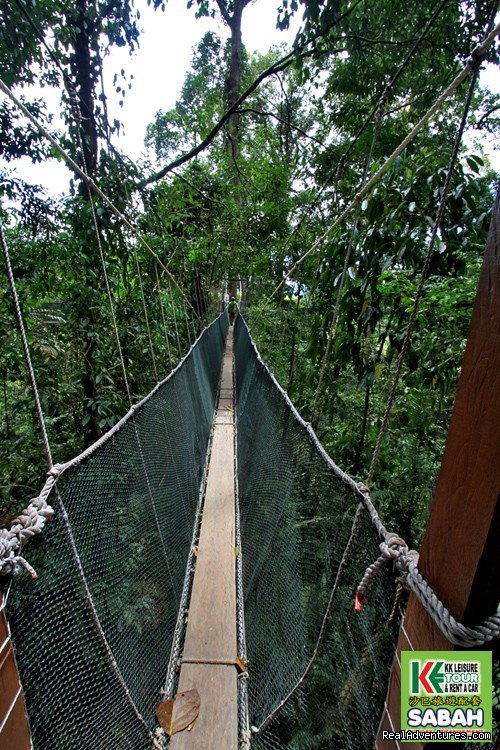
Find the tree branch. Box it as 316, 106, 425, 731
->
138, 0, 367, 188
476, 103, 500, 127
91, 0, 122, 32
237, 107, 340, 155
214, 0, 232, 27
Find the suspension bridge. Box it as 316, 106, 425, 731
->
0, 12, 499, 750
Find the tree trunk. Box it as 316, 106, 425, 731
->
70, 0, 98, 185
68, 0, 100, 447
226, 0, 244, 162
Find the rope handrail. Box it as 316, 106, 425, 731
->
354, 523, 500, 648
236, 315, 499, 737
0, 311, 228, 578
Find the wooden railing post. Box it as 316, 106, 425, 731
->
376, 188, 500, 750
0, 595, 31, 749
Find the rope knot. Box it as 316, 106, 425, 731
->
0, 554, 38, 579
355, 531, 419, 612
0, 488, 54, 578
380, 533, 407, 557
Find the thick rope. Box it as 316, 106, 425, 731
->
238, 316, 499, 738
0, 313, 225, 580
268, 20, 500, 302
355, 50, 500, 645
0, 221, 56, 576
0, 472, 56, 578
354, 521, 500, 647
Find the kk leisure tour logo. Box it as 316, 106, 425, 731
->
394, 651, 493, 743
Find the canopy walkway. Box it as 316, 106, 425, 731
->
0, 17, 499, 748
2, 310, 395, 749
1, 258, 499, 747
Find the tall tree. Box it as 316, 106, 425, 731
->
188, 0, 253, 159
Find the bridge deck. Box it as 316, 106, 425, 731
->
169, 328, 238, 749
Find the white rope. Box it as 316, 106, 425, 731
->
0, 221, 53, 468
269, 21, 500, 301
0, 220, 56, 577
355, 527, 500, 647
0, 470, 56, 577
155, 262, 174, 371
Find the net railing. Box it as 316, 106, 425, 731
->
6, 311, 228, 750
234, 314, 400, 750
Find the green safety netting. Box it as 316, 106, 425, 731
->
6, 312, 228, 750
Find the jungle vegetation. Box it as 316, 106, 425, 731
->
0, 0, 498, 558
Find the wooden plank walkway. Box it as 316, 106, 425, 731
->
170, 329, 238, 749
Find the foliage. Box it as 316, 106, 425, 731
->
0, 0, 499, 743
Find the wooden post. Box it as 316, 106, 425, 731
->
0, 597, 31, 750
376, 189, 500, 750
169, 329, 238, 749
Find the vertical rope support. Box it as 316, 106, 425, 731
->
184, 296, 194, 347
68, 81, 178, 620
267, 20, 500, 303
0, 221, 53, 469
167, 274, 183, 359
134, 251, 159, 383
155, 262, 174, 371
312, 101, 385, 424
89, 191, 133, 404
55, 488, 158, 742
366, 66, 481, 486
67, 86, 133, 406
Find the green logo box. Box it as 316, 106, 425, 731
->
400, 651, 493, 743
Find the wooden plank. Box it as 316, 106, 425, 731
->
376, 190, 500, 749
170, 330, 238, 750
0, 599, 31, 750
214, 412, 234, 425
170, 665, 237, 750
0, 644, 21, 728
181, 424, 236, 662
220, 373, 233, 391
0, 694, 31, 750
